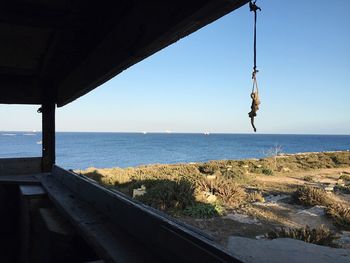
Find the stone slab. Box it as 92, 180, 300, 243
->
227, 236, 350, 263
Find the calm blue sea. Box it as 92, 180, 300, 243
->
0, 132, 349, 170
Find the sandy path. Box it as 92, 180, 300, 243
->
255, 167, 350, 186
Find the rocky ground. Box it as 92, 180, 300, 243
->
181, 167, 350, 250
80, 151, 350, 255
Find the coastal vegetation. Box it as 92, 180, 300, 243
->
294, 185, 350, 230
266, 225, 340, 248
80, 151, 350, 248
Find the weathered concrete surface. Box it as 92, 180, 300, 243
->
227, 236, 350, 263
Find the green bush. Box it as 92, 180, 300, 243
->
262, 168, 274, 176
183, 203, 225, 218
136, 179, 195, 211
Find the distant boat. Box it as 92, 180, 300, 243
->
142, 131, 147, 134
36, 141, 42, 145
203, 132, 210, 135
165, 130, 172, 134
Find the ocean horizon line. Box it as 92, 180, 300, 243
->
1, 131, 350, 136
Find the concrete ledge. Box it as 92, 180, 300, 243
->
45, 166, 241, 263
227, 236, 350, 263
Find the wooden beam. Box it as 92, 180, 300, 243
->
42, 102, 55, 172
0, 157, 42, 175
0, 75, 41, 104
56, 0, 249, 106
0, 2, 69, 29
0, 174, 42, 185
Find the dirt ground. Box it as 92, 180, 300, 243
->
179, 167, 350, 249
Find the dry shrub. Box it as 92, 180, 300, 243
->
81, 167, 135, 186
247, 191, 265, 203
82, 152, 350, 187
212, 178, 246, 207
330, 153, 350, 165
198, 160, 247, 179
294, 186, 350, 230
266, 225, 339, 247
303, 175, 314, 182
339, 174, 350, 182
82, 169, 103, 183
222, 170, 250, 183
326, 204, 350, 230
278, 152, 350, 171
195, 177, 246, 207
194, 176, 210, 193
293, 186, 331, 207
77, 151, 350, 186
81, 164, 201, 186
335, 185, 350, 194
198, 163, 221, 175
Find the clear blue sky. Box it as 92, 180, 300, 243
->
1, 0, 349, 134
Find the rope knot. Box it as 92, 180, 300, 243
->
252, 69, 259, 80
249, 1, 261, 13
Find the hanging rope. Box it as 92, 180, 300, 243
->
248, 1, 261, 132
